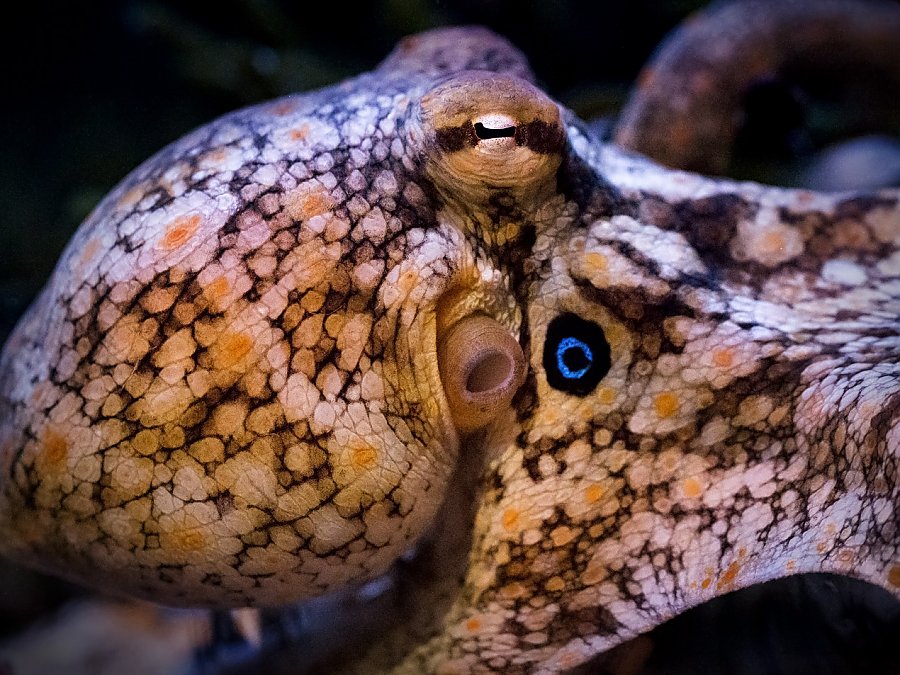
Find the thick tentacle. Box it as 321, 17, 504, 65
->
614, 0, 900, 174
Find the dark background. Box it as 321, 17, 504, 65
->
0, 1, 898, 673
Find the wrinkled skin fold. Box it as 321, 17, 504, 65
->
0, 2, 898, 674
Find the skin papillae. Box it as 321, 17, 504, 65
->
0, 1, 898, 674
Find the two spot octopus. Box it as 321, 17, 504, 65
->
0, 0, 898, 673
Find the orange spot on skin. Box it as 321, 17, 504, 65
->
203, 148, 229, 165
712, 347, 733, 368
289, 124, 311, 141
837, 548, 854, 565
117, 184, 147, 210
585, 252, 608, 271
888, 565, 900, 588
760, 230, 786, 255
786, 559, 797, 572
682, 477, 703, 499
501, 508, 519, 532
559, 653, 581, 669
160, 214, 202, 251
270, 100, 299, 116
211, 332, 254, 370
465, 617, 482, 632
816, 542, 828, 553
77, 238, 102, 269
350, 444, 378, 470
287, 185, 335, 221
598, 387, 616, 405
41, 430, 69, 468
700, 577, 712, 589
399, 36, 418, 52
584, 484, 605, 504
203, 276, 231, 309
654, 392, 679, 418
166, 528, 206, 553
716, 562, 741, 591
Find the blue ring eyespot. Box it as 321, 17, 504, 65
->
543, 313, 611, 396
556, 337, 593, 379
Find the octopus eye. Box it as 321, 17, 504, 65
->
438, 314, 527, 433
418, 71, 564, 203
543, 313, 611, 396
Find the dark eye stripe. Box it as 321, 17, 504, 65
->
543, 313, 611, 396
435, 119, 566, 153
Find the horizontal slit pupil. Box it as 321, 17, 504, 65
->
474, 122, 516, 140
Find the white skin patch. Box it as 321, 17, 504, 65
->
821, 258, 869, 286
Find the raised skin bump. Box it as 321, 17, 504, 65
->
0, 3, 898, 674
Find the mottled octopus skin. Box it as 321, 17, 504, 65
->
0, 9, 899, 675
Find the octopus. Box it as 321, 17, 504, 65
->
0, 1, 898, 673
